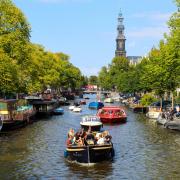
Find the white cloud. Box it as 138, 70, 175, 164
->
132, 12, 171, 21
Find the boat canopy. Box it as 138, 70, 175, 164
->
81, 115, 102, 126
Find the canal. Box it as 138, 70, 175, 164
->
0, 94, 180, 179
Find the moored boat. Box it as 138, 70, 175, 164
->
73, 106, 82, 112
80, 100, 86, 105
0, 99, 36, 132
97, 106, 127, 123
104, 98, 114, 103
26, 95, 58, 116
88, 101, 104, 109
53, 107, 64, 115
146, 106, 162, 119
64, 115, 114, 164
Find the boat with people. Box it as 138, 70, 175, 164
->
64, 115, 114, 164
88, 101, 104, 110
97, 106, 127, 123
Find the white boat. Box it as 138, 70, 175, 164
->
73, 106, 82, 112
69, 105, 75, 111
104, 98, 114, 103
156, 112, 169, 125
80, 115, 103, 131
146, 106, 161, 119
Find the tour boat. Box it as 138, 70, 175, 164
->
0, 99, 36, 131
97, 106, 127, 123
88, 101, 104, 109
64, 115, 114, 164
53, 107, 64, 115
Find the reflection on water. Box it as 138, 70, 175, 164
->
0, 94, 180, 179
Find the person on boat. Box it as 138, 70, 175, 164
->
68, 128, 75, 138
97, 134, 105, 145
76, 137, 84, 146
104, 134, 112, 144
66, 135, 74, 146
84, 126, 95, 145
169, 108, 176, 121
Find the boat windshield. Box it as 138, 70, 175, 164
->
82, 115, 100, 123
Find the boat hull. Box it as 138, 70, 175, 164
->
100, 117, 126, 123
0, 120, 28, 132
65, 144, 114, 163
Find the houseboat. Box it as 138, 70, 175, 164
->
0, 99, 36, 131
97, 106, 127, 123
26, 94, 58, 116
64, 115, 114, 164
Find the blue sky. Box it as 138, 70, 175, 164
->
13, 0, 177, 76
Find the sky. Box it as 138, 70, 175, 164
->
13, 0, 177, 76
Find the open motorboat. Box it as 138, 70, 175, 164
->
64, 115, 114, 164
73, 106, 82, 112
97, 106, 127, 123
146, 106, 162, 119
69, 105, 75, 111
88, 101, 104, 110
53, 107, 64, 115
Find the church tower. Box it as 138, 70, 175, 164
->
115, 11, 126, 57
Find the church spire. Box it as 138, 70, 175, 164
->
115, 10, 126, 57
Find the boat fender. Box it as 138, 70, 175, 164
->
64, 150, 68, 158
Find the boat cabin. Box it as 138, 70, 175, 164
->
80, 115, 103, 131
0, 99, 17, 120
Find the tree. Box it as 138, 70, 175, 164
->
0, 48, 19, 96
98, 66, 112, 90
88, 76, 98, 85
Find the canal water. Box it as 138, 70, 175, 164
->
0, 94, 180, 179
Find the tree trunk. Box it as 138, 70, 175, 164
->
171, 91, 174, 109
160, 96, 163, 111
